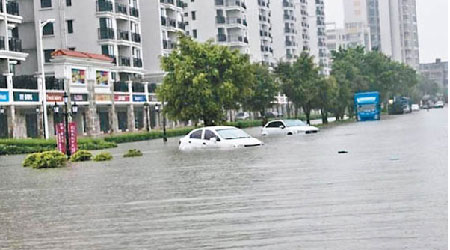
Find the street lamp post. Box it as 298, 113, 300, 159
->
38, 18, 56, 140
144, 102, 150, 132
154, 103, 167, 142
54, 92, 78, 158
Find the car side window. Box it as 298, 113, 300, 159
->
267, 121, 282, 128
204, 129, 216, 140
190, 129, 203, 139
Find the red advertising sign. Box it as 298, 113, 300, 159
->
56, 123, 66, 154
114, 94, 130, 102
47, 92, 64, 102
68, 122, 78, 155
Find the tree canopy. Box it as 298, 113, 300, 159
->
158, 34, 254, 126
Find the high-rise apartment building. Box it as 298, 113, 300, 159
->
246, 0, 274, 64
184, 0, 250, 55
326, 22, 371, 52
141, 0, 185, 75
343, 0, 419, 69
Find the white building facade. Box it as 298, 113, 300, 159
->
343, 0, 419, 69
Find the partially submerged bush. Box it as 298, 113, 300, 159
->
93, 152, 113, 162
23, 152, 40, 167
23, 150, 67, 169
123, 149, 143, 158
70, 150, 93, 162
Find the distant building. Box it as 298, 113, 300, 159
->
343, 0, 420, 69
419, 59, 448, 92
326, 22, 371, 53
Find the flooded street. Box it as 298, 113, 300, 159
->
0, 109, 447, 249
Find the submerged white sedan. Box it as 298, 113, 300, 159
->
179, 126, 263, 150
261, 120, 319, 136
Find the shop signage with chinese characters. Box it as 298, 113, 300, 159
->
95, 94, 112, 102
71, 94, 88, 102
114, 94, 130, 102
0, 91, 9, 102
132, 95, 146, 102
13, 92, 39, 102
46, 92, 64, 102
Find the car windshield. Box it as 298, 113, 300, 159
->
216, 128, 251, 140
283, 120, 307, 127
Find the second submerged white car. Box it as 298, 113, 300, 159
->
261, 120, 319, 136
179, 126, 263, 150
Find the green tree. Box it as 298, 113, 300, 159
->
158, 34, 254, 126
314, 76, 338, 124
331, 47, 418, 117
242, 63, 279, 122
275, 52, 320, 124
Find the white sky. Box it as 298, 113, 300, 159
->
324, 0, 449, 63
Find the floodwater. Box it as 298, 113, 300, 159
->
0, 108, 447, 249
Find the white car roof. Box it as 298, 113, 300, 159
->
189, 126, 237, 132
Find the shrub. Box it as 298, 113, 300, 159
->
93, 152, 113, 162
123, 149, 143, 158
23, 153, 40, 167
70, 150, 93, 162
23, 150, 67, 169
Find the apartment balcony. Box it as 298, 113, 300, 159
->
13, 75, 37, 90
0, 75, 6, 89
283, 14, 295, 22
162, 39, 176, 50
98, 28, 115, 40
114, 81, 129, 92
118, 30, 129, 41
118, 56, 131, 67
133, 58, 142, 68
8, 37, 21, 52
132, 82, 145, 92
96, 0, 113, 12
6, 1, 19, 16
129, 7, 139, 18
285, 40, 296, 47
283, 0, 294, 8
284, 27, 295, 34
217, 16, 247, 28
217, 34, 227, 42
216, 0, 246, 10
115, 3, 128, 15
0, 36, 27, 61
45, 77, 65, 91
132, 33, 141, 43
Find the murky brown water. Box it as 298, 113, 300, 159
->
0, 108, 447, 249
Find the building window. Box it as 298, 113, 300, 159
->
67, 20, 73, 34
44, 49, 55, 62
43, 23, 54, 35
66, 0, 72, 6
193, 29, 197, 38
41, 0, 52, 8
191, 11, 196, 20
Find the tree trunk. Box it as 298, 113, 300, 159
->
321, 108, 328, 124
294, 105, 298, 119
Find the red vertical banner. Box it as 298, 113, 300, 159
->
56, 123, 66, 154
68, 122, 78, 155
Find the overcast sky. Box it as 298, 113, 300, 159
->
324, 0, 448, 64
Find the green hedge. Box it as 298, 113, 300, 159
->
0, 138, 117, 156
104, 127, 194, 144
